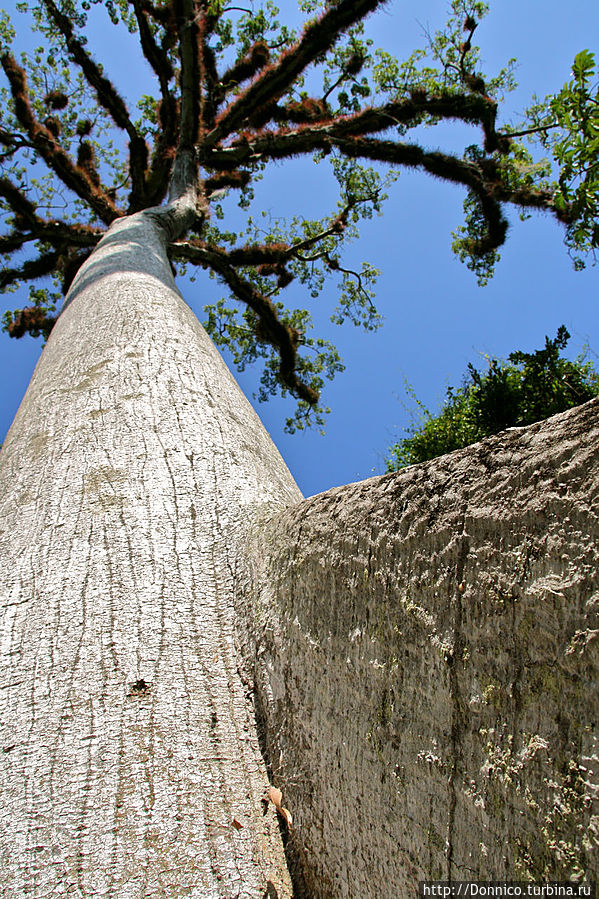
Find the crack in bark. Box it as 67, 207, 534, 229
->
446, 503, 470, 880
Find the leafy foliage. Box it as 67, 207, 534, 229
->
0, 0, 596, 430
386, 327, 599, 469
542, 51, 598, 266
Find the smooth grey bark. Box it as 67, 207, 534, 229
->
240, 399, 599, 897
0, 210, 300, 897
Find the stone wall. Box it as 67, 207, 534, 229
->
239, 399, 599, 897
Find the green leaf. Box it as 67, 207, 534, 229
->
572, 49, 595, 80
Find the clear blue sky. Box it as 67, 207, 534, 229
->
1, 0, 597, 497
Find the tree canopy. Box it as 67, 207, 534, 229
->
386, 326, 599, 469
0, 0, 597, 431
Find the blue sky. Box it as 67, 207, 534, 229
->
1, 0, 597, 497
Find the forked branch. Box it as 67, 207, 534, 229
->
1, 53, 121, 224
41, 0, 149, 212
203, 0, 387, 149
170, 240, 318, 402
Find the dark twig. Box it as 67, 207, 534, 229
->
499, 123, 559, 140
1, 53, 120, 224
41, 0, 149, 211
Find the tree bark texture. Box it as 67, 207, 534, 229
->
0, 212, 300, 897
240, 399, 599, 897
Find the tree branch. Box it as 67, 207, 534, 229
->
168, 0, 201, 203
500, 123, 558, 140
332, 135, 510, 249
0, 248, 60, 290
1, 54, 121, 224
128, 0, 180, 206
0, 221, 102, 254
0, 175, 39, 229
130, 0, 179, 132
145, 125, 179, 207
218, 41, 271, 98
131, 0, 175, 86
41, 0, 149, 212
193, 0, 222, 131
0, 127, 34, 157
174, 0, 200, 148
0, 230, 31, 252
5, 305, 57, 339
169, 200, 363, 399
209, 120, 572, 252
170, 240, 318, 403
203, 169, 251, 196
0, 176, 103, 257
331, 92, 499, 151
210, 206, 350, 269
203, 0, 387, 150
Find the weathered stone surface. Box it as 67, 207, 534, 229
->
241, 399, 599, 897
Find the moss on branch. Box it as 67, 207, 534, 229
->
41, 0, 149, 211
1, 53, 121, 224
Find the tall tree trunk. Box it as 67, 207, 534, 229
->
0, 211, 299, 897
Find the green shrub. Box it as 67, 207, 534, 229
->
386, 327, 599, 470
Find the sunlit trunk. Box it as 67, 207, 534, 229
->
0, 211, 299, 897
